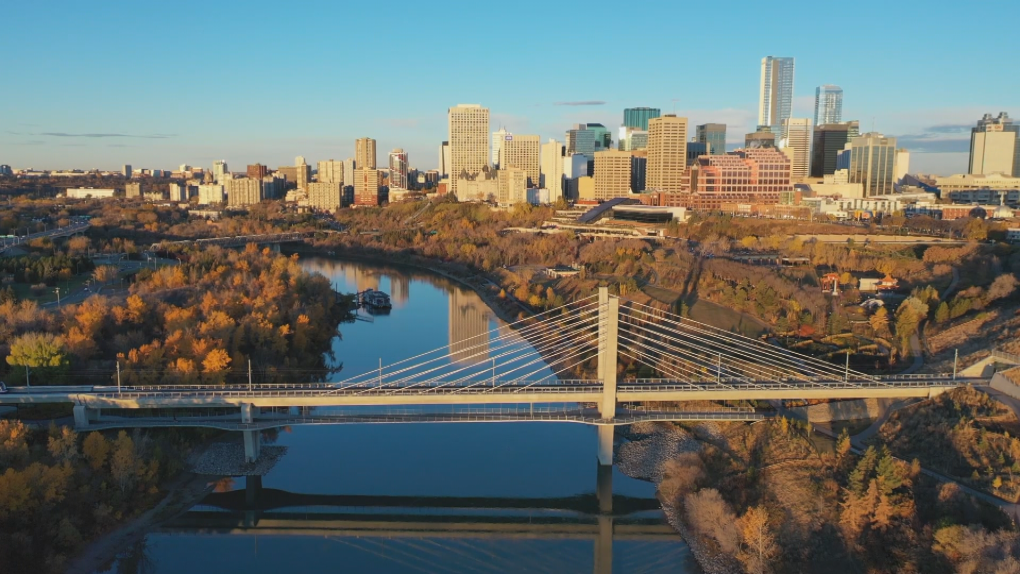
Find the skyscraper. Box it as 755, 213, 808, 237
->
696, 123, 727, 155
498, 134, 541, 187
565, 125, 596, 158
586, 123, 612, 151
623, 107, 661, 131
758, 56, 795, 139
492, 127, 509, 166
343, 158, 356, 187
847, 133, 898, 197
593, 150, 632, 200
780, 118, 812, 179
388, 149, 409, 189
438, 142, 450, 177
646, 114, 688, 193
448, 104, 490, 196
814, 85, 843, 126
356, 138, 377, 169
811, 121, 859, 177
123, 165, 132, 178
294, 156, 311, 189
969, 112, 1019, 177
212, 160, 228, 183
540, 139, 564, 199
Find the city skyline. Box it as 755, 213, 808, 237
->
1, 1, 1016, 176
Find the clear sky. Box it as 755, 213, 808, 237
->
1, 0, 1017, 176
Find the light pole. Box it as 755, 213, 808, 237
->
55, 287, 60, 307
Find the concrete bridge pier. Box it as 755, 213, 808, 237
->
245, 475, 263, 507
597, 425, 614, 466
594, 515, 614, 574
241, 403, 259, 424
243, 430, 261, 463
72, 405, 102, 430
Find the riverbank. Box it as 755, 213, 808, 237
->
61, 430, 246, 574
292, 242, 527, 325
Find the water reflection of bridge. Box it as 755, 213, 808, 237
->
161, 468, 685, 573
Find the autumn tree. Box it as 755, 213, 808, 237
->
46, 426, 78, 464
5, 332, 66, 385
82, 431, 110, 472
739, 506, 779, 574
92, 265, 119, 285
109, 431, 138, 493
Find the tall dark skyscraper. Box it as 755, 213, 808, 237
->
811, 121, 859, 177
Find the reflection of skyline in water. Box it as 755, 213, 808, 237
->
449, 288, 490, 364
305, 258, 495, 365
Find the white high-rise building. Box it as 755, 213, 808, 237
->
895, 149, 910, 182
212, 160, 228, 183
814, 85, 843, 126
197, 184, 225, 205
969, 112, 1019, 177
541, 139, 564, 200
498, 134, 540, 187
318, 159, 344, 184
438, 142, 450, 177
492, 127, 509, 166
342, 158, 356, 187
780, 118, 812, 179
448, 104, 490, 197
759, 56, 795, 139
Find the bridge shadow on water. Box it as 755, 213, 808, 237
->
154, 466, 694, 574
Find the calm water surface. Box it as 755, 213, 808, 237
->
96, 257, 698, 574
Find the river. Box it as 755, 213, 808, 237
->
94, 257, 700, 574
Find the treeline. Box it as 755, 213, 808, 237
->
0, 420, 213, 573
1, 245, 351, 385
0, 253, 95, 285
659, 416, 1016, 573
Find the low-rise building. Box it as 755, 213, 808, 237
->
1007, 228, 1020, 244
65, 188, 116, 199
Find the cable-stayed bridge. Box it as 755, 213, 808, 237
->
1, 288, 974, 463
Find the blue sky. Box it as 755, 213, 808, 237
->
1, 0, 1017, 175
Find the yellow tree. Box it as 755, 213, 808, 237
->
740, 505, 779, 574
82, 432, 110, 472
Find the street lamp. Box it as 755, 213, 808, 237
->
55, 287, 60, 307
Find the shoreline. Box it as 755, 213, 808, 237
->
64, 437, 231, 574
292, 243, 528, 325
